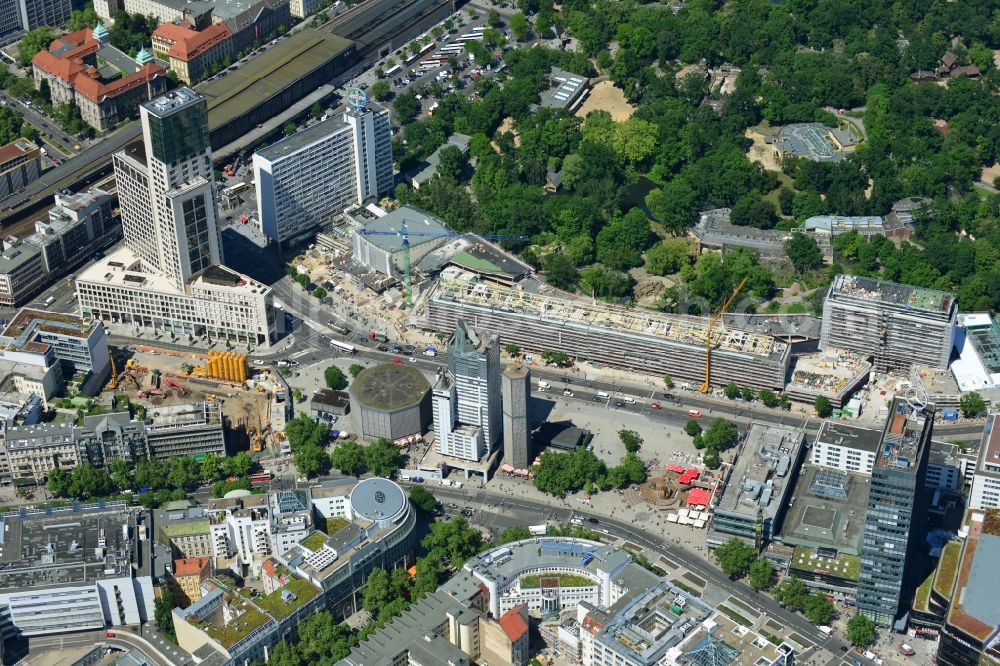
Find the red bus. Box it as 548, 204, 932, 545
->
250, 470, 274, 485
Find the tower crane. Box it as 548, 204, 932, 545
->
358, 224, 529, 307
700, 276, 748, 394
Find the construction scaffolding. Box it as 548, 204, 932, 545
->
423, 279, 791, 390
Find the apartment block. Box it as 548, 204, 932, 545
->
168, 556, 214, 606
971, 414, 1000, 511
0, 138, 42, 199
254, 101, 392, 247
29, 188, 120, 274
209, 495, 272, 565
0, 239, 46, 307
857, 397, 934, 628
819, 274, 958, 371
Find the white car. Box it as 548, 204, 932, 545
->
252, 359, 265, 366
563, 389, 574, 397
408, 357, 417, 363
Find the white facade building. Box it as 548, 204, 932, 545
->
970, 414, 1000, 510
210, 501, 272, 565
432, 370, 484, 461
810, 420, 882, 475
76, 88, 276, 349
254, 101, 392, 246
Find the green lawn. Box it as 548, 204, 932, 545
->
325, 517, 350, 535
256, 577, 319, 620
933, 542, 961, 599
300, 531, 328, 552
670, 580, 702, 597
520, 573, 595, 588
790, 546, 860, 581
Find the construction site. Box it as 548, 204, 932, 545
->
784, 349, 872, 408
420, 278, 792, 390
101, 346, 284, 456
819, 274, 958, 372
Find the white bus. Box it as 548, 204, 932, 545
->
529, 524, 548, 536
329, 339, 356, 354
385, 63, 402, 77
469, 26, 487, 33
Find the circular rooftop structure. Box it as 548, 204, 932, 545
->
351, 363, 429, 410
349, 364, 431, 441
350, 477, 408, 526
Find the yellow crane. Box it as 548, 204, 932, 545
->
700, 276, 748, 393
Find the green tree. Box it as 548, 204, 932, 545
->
331, 441, 367, 477
684, 419, 702, 437
296, 273, 310, 288
748, 558, 774, 591
293, 388, 303, 402
723, 382, 741, 399
814, 395, 833, 418
348, 363, 365, 379
645, 238, 690, 276
757, 389, 780, 408
508, 10, 529, 39
846, 614, 876, 647
540, 350, 572, 367
294, 443, 331, 477
773, 577, 810, 611
362, 568, 392, 612
504, 343, 521, 356
154, 588, 177, 642
714, 538, 757, 578
200, 454, 222, 481
371, 79, 391, 101
487, 9, 501, 27
542, 252, 579, 290
393, 91, 421, 124
223, 451, 254, 478
959, 392, 986, 417
785, 233, 825, 273
703, 449, 721, 469
421, 517, 483, 568
285, 414, 330, 450
47, 468, 71, 497
18, 27, 55, 66
731, 196, 777, 229
701, 418, 739, 452
312, 287, 328, 299
619, 429, 642, 453
364, 438, 405, 477
284, 121, 298, 135
310, 102, 325, 119
804, 592, 835, 624
499, 526, 533, 544
324, 365, 347, 389
409, 485, 437, 512
109, 459, 133, 491
436, 144, 467, 181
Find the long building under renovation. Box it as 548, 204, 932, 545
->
422, 279, 791, 390
819, 275, 957, 372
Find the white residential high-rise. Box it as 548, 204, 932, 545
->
432, 322, 501, 461
253, 99, 392, 247
76, 88, 276, 349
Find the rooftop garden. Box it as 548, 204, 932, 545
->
790, 546, 860, 581
914, 571, 934, 612
300, 531, 329, 552
983, 508, 1000, 536
520, 573, 595, 589
933, 542, 961, 599
256, 577, 319, 620
325, 517, 350, 535
204, 602, 269, 648
160, 521, 209, 538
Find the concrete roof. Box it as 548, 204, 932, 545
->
714, 423, 805, 524
255, 113, 351, 162
349, 363, 429, 411
815, 420, 884, 453
200, 29, 353, 131
349, 478, 406, 523
779, 464, 870, 554
962, 533, 1000, 629
356, 205, 452, 253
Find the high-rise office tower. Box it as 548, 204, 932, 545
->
253, 97, 392, 247
501, 365, 531, 469
432, 322, 501, 461
115, 87, 222, 290
77, 88, 276, 349
857, 396, 934, 628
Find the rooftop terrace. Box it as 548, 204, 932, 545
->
431, 279, 784, 359
876, 398, 933, 471
947, 510, 1000, 643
